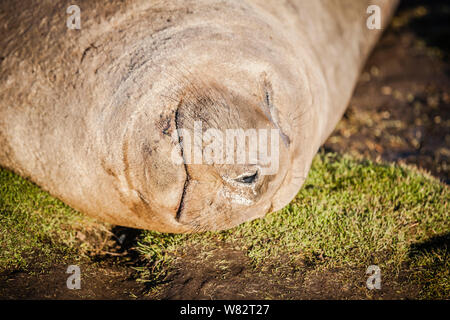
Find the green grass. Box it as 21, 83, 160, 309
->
1, 152, 448, 297
136, 153, 449, 296
0, 168, 93, 271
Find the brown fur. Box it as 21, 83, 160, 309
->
0, 0, 398, 232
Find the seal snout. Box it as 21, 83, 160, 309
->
167, 79, 290, 231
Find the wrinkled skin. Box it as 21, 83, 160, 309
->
0, 0, 398, 232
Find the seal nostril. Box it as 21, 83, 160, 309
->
236, 171, 258, 184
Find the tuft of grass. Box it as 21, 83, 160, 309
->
0, 168, 95, 271
137, 153, 449, 297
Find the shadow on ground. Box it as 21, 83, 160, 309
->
409, 233, 450, 258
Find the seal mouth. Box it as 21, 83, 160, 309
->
175, 171, 189, 222
174, 101, 189, 222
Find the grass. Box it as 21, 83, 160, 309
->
0, 168, 96, 271
136, 152, 449, 297
0, 152, 448, 298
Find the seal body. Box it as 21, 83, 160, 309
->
0, 0, 398, 232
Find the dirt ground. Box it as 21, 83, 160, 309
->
325, 0, 449, 184
0, 0, 448, 299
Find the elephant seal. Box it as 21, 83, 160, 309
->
0, 0, 398, 232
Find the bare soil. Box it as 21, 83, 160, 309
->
0, 0, 448, 300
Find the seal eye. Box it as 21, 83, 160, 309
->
235, 171, 258, 184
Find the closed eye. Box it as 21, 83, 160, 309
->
235, 171, 258, 184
